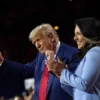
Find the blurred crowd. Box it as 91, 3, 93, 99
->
0, 87, 34, 100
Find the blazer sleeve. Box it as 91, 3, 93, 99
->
60, 49, 100, 92
0, 53, 39, 79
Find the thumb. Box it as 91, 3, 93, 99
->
0, 52, 4, 62
65, 64, 69, 69
57, 57, 63, 64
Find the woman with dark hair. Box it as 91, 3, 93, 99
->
46, 17, 100, 100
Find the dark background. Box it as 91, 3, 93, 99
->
0, 0, 100, 98
0, 0, 100, 63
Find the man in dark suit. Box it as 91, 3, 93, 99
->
0, 23, 80, 100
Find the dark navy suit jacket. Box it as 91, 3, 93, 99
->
0, 42, 80, 100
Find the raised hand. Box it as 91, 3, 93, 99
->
0, 52, 4, 64
45, 50, 55, 61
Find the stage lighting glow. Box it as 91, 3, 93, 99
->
54, 26, 59, 30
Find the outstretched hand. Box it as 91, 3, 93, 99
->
0, 52, 4, 64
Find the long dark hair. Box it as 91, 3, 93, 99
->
75, 17, 100, 41
75, 17, 100, 57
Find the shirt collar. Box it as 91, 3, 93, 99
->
54, 41, 60, 58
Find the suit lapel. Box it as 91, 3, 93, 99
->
46, 73, 54, 97
56, 42, 64, 60
39, 56, 54, 97
40, 56, 46, 80
46, 42, 64, 97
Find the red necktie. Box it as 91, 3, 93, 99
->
38, 65, 49, 100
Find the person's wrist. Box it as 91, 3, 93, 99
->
0, 58, 4, 66
0, 58, 4, 63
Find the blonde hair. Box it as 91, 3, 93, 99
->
29, 23, 59, 42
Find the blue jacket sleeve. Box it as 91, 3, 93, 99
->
0, 53, 39, 79
60, 49, 100, 92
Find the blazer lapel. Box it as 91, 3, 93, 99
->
56, 42, 64, 60
46, 42, 64, 97
46, 73, 54, 97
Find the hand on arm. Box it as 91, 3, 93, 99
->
45, 50, 69, 78
45, 57, 68, 78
